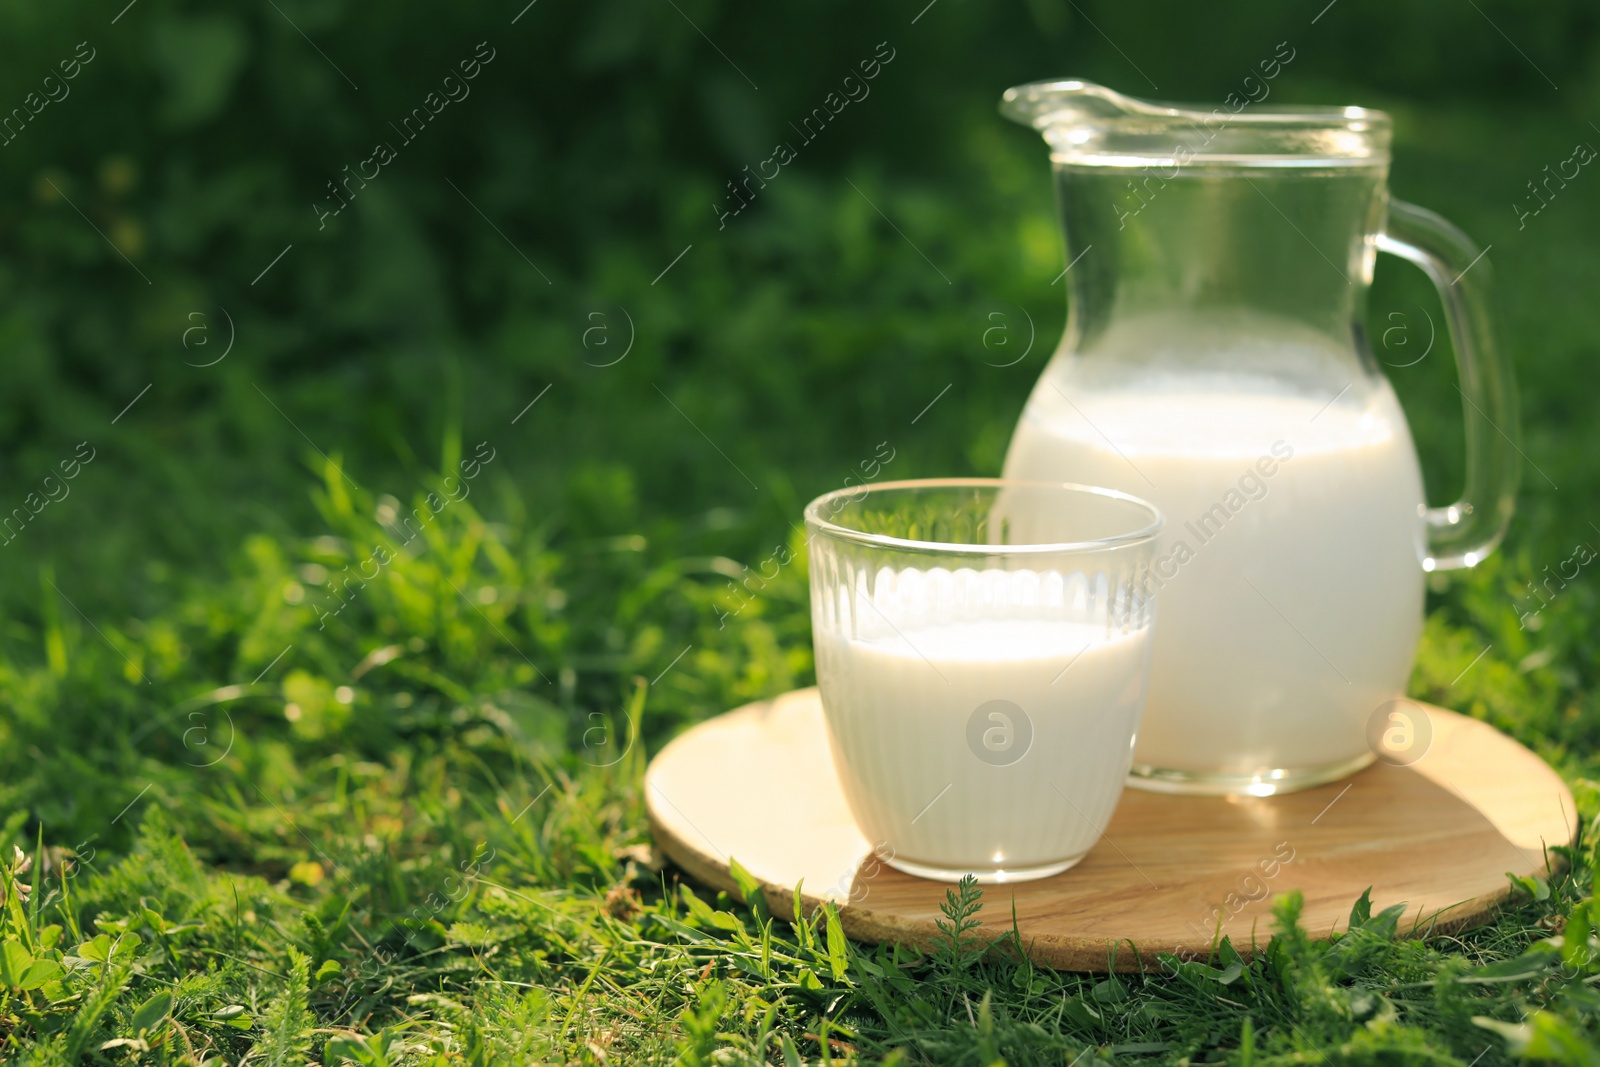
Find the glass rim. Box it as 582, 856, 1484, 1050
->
1001, 79, 1392, 131
1000, 80, 1391, 167
803, 477, 1164, 557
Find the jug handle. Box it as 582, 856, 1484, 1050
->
1377, 199, 1521, 572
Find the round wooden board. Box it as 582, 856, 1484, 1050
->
645, 688, 1575, 972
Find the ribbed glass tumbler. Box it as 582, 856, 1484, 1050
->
805, 478, 1162, 883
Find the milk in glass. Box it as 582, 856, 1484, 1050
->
814, 570, 1152, 878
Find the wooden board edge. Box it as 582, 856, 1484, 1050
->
649, 796, 1571, 973
644, 801, 842, 923
833, 868, 1568, 973
645, 695, 1580, 973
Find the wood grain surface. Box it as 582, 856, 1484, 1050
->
645, 688, 1574, 972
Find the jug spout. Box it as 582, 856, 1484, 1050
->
1000, 79, 1390, 167
1000, 80, 1399, 361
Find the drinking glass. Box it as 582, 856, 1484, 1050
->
805, 478, 1161, 883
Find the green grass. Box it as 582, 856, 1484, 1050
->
1, 427, 1598, 1064
2, 0, 1600, 1060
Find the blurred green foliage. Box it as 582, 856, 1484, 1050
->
0, 0, 1591, 620
0, 0, 1597, 1061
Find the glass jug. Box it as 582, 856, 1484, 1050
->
999, 81, 1519, 795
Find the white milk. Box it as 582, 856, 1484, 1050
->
1004, 378, 1426, 783
815, 609, 1151, 879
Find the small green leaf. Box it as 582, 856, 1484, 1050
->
1477, 1010, 1600, 1061
323, 1035, 373, 1064
131, 991, 173, 1034
314, 958, 342, 985
728, 856, 771, 923
1092, 977, 1127, 1004
212, 1003, 254, 1029
0, 940, 34, 988
1507, 872, 1552, 901
1564, 904, 1596, 972
38, 925, 61, 951
19, 959, 62, 990
77, 933, 112, 962
824, 904, 849, 983
678, 885, 723, 929
99, 1037, 150, 1053
1463, 942, 1561, 983
792, 880, 810, 948
1347, 887, 1373, 927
